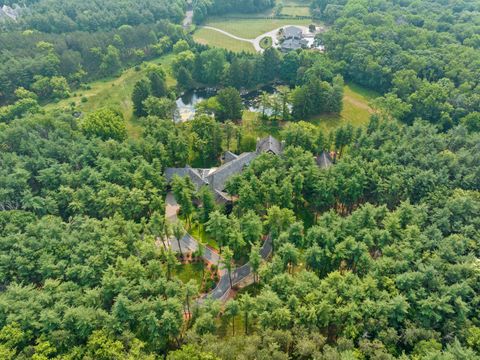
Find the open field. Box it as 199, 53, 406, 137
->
44, 54, 176, 137
193, 27, 255, 53
203, 18, 312, 39
281, 6, 311, 16
241, 83, 379, 139
310, 83, 379, 133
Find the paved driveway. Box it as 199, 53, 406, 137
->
201, 25, 312, 52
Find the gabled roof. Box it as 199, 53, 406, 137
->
256, 136, 282, 155
281, 38, 308, 51
316, 151, 333, 169
214, 189, 231, 204
283, 26, 303, 39
207, 152, 258, 191
165, 166, 209, 189
165, 136, 283, 202
223, 151, 238, 164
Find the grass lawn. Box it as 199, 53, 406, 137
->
259, 36, 273, 49
309, 83, 379, 133
281, 6, 311, 16
44, 54, 176, 138
241, 82, 379, 138
193, 27, 255, 53
189, 222, 220, 251
241, 111, 282, 139
174, 262, 204, 286
203, 18, 312, 39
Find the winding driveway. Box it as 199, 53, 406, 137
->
201, 25, 312, 52
165, 192, 272, 301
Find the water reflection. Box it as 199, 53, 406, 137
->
175, 85, 281, 122
175, 88, 217, 122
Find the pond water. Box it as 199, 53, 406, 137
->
175, 85, 281, 122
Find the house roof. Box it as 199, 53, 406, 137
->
281, 38, 308, 51
165, 136, 284, 202
214, 189, 231, 204
164, 166, 209, 189
207, 152, 258, 191
283, 26, 303, 39
256, 136, 283, 155
223, 151, 238, 163
316, 151, 333, 169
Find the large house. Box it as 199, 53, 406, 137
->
165, 136, 283, 204
280, 26, 308, 52
166, 135, 334, 204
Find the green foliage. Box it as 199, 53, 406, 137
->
143, 96, 176, 119
132, 78, 152, 117
31, 75, 71, 100
81, 107, 127, 141
216, 87, 243, 121
193, 0, 275, 23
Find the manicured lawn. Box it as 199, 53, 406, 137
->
44, 54, 176, 138
259, 36, 273, 49
174, 262, 205, 286
203, 18, 312, 39
281, 6, 311, 16
193, 27, 255, 53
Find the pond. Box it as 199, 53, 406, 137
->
175, 85, 282, 122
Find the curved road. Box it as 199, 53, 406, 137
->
201, 25, 311, 52
165, 192, 272, 302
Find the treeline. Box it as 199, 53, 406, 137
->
0, 21, 187, 106
193, 0, 275, 23
170, 44, 344, 120
313, 0, 480, 129
5, 0, 186, 33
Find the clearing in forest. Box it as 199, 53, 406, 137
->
310, 83, 379, 132
44, 54, 176, 138
242, 83, 379, 139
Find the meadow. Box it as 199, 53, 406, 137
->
45, 54, 176, 137
241, 83, 379, 140
310, 83, 378, 132
202, 17, 312, 39
193, 27, 256, 53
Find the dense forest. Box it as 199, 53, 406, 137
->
0, 0, 187, 105
314, 0, 480, 129
0, 0, 480, 359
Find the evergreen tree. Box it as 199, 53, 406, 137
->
132, 78, 151, 117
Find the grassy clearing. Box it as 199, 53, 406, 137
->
203, 18, 312, 39
174, 262, 204, 285
189, 222, 219, 251
241, 83, 379, 138
281, 6, 311, 16
45, 54, 176, 138
310, 83, 379, 133
193, 28, 255, 53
